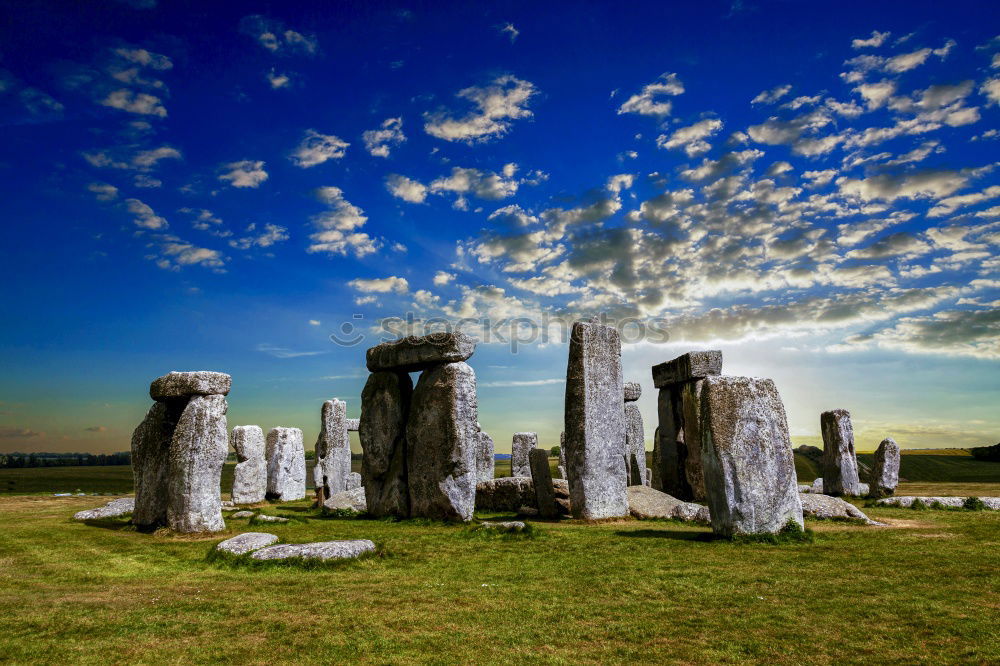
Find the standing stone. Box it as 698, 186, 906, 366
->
315, 399, 352, 498
654, 387, 691, 499
346, 471, 362, 490
558, 432, 567, 479
564, 320, 628, 520
230, 425, 266, 505
476, 426, 495, 482
821, 409, 861, 497
511, 432, 536, 477
624, 402, 646, 486
644, 468, 652, 487
345, 418, 360, 432
529, 448, 558, 518
700, 376, 803, 537
131, 401, 181, 529
679, 381, 707, 500
623, 381, 642, 402
360, 371, 412, 518
167, 394, 228, 533
266, 427, 306, 501
406, 362, 478, 521
871, 437, 900, 498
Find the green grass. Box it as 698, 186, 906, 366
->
1, 493, 999, 663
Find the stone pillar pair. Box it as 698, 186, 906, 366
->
360, 333, 479, 521
821, 409, 900, 498
623, 381, 646, 487
131, 371, 230, 533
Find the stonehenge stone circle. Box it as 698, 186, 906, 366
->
529, 447, 558, 518
131, 371, 230, 533
564, 320, 628, 520
265, 427, 306, 501
700, 376, 803, 537
821, 409, 861, 496
314, 399, 352, 498
511, 432, 536, 477
366, 332, 475, 373
476, 425, 495, 482
231, 425, 266, 505
871, 437, 900, 498
360, 371, 413, 518
406, 360, 479, 521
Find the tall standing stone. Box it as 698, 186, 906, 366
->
651, 426, 661, 491
476, 425, 495, 483
131, 401, 181, 529
558, 431, 567, 479
564, 320, 628, 520
167, 394, 228, 533
871, 437, 900, 498
529, 448, 558, 518
266, 427, 306, 501
511, 432, 536, 477
315, 399, 352, 498
231, 425, 266, 504
821, 409, 861, 497
406, 362, 478, 521
654, 387, 690, 499
624, 382, 645, 487
700, 376, 803, 537
360, 371, 412, 518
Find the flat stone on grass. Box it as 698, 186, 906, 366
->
626, 486, 709, 522
231, 510, 255, 518
216, 532, 279, 555
255, 514, 289, 523
250, 539, 376, 561
799, 493, 881, 524
479, 521, 526, 532
324, 486, 368, 513
73, 497, 135, 521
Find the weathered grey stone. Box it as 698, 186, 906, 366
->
366, 332, 476, 373
679, 381, 708, 500
821, 409, 861, 497
653, 387, 692, 499
626, 486, 710, 522
221, 500, 235, 508
799, 493, 881, 524
73, 497, 135, 521
265, 427, 306, 502
167, 394, 228, 533
231, 425, 266, 505
857, 482, 870, 496
511, 432, 536, 477
652, 351, 722, 389
346, 472, 362, 490
346, 418, 360, 432
323, 486, 367, 513
623, 381, 642, 402
645, 468, 652, 487
552, 478, 572, 515
564, 320, 629, 520
251, 539, 376, 561
315, 399, 352, 498
479, 521, 526, 532
231, 510, 255, 518
360, 371, 412, 518
406, 362, 478, 521
255, 514, 289, 523
475, 477, 535, 512
651, 426, 661, 490
700, 376, 803, 537
558, 432, 566, 477
810, 477, 824, 493
557, 465, 566, 480
625, 403, 646, 487
529, 448, 558, 518
871, 437, 900, 498
149, 371, 231, 401
798, 484, 811, 493
875, 496, 1000, 510
215, 532, 279, 555
131, 401, 181, 529
476, 428, 495, 482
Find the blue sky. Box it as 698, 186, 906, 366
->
1, 1, 998, 455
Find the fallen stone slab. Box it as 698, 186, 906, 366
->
475, 477, 535, 512
799, 493, 881, 524
324, 486, 367, 513
231, 510, 255, 518
73, 497, 135, 521
150, 371, 231, 401
651, 351, 722, 389
255, 514, 289, 523
626, 486, 709, 522
215, 532, 279, 555
366, 332, 476, 373
250, 539, 376, 561
623, 381, 642, 402
874, 496, 1000, 510
479, 521, 526, 532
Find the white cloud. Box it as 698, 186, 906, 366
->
433, 271, 455, 286
430, 164, 521, 201
88, 182, 118, 201
114, 48, 172, 70
362, 117, 405, 157
927, 185, 1000, 217
348, 276, 409, 293
125, 198, 167, 229
424, 75, 537, 142
385, 174, 428, 203
266, 69, 290, 89
132, 146, 181, 169
480, 378, 564, 388
155, 239, 225, 271
982, 77, 1000, 106
852, 30, 890, 49
308, 187, 379, 257
855, 80, 896, 110
355, 295, 377, 305
256, 343, 325, 358
842, 308, 1000, 359
219, 160, 268, 188
617, 73, 684, 116
290, 130, 348, 167
657, 118, 723, 156
837, 169, 971, 202
751, 84, 791, 105
100, 89, 166, 116
229, 223, 289, 250
309, 320, 320, 326
499, 23, 519, 42
240, 15, 318, 55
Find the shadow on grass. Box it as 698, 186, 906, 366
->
78, 517, 136, 532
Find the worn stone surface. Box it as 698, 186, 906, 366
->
476, 428, 495, 482
511, 432, 536, 477
215, 532, 279, 555
810, 477, 824, 493
552, 478, 572, 515
255, 514, 289, 523
626, 486, 710, 522
315, 399, 352, 498
654, 388, 691, 499
131, 401, 181, 529
679, 381, 707, 500
625, 403, 646, 487
700, 376, 803, 537
821, 409, 861, 497
651, 351, 722, 389
623, 381, 642, 402
875, 496, 1000, 509
265, 427, 306, 502
529, 448, 558, 518
798, 484, 811, 493
360, 371, 412, 518
252, 539, 376, 561
167, 394, 228, 533
645, 468, 652, 487
231, 510, 255, 518
871, 437, 901, 498
345, 418, 360, 432
346, 472, 362, 490
799, 493, 880, 524
366, 332, 476, 373
558, 432, 566, 477
564, 320, 629, 520
406, 362, 478, 521
150, 371, 231, 401
479, 521, 526, 532
231, 425, 266, 505
475, 477, 535, 512
323, 486, 368, 513
73, 497, 135, 521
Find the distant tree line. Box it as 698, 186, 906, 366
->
0, 452, 131, 468
970, 443, 1000, 462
